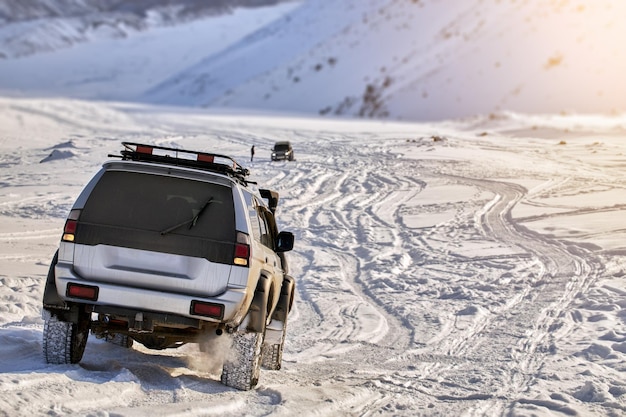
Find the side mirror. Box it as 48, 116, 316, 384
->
259, 189, 279, 214
276, 231, 294, 252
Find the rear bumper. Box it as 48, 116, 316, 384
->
54, 262, 250, 326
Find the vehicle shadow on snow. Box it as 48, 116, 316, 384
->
0, 329, 230, 394
73, 337, 231, 393
0, 326, 50, 373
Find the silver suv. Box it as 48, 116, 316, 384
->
41, 142, 295, 390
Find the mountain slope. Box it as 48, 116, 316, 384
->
145, 0, 626, 120
0, 0, 294, 58
1, 0, 625, 120
0, 2, 299, 100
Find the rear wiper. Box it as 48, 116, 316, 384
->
160, 197, 213, 235
189, 197, 214, 229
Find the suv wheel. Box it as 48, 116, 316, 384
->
43, 311, 90, 364
261, 317, 287, 370
221, 329, 265, 390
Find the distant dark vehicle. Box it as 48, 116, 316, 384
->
271, 141, 294, 161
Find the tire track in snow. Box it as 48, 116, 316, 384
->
410, 175, 602, 414
258, 141, 428, 411
258, 141, 543, 412
287, 151, 604, 415
0, 229, 60, 241
146, 134, 606, 414
286, 157, 405, 347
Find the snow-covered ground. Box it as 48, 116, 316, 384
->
1, 97, 626, 416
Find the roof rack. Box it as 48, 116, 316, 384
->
111, 142, 251, 184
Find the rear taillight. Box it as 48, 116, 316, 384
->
67, 283, 99, 301
234, 232, 250, 266
190, 301, 224, 319
62, 209, 81, 242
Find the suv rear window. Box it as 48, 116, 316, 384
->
76, 171, 236, 263
274, 143, 291, 151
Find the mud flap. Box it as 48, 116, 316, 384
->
261, 276, 293, 370
246, 275, 271, 333
271, 275, 295, 323
42, 250, 68, 311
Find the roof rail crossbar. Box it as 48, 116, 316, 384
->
115, 142, 250, 184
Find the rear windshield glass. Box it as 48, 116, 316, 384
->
274, 143, 291, 151
81, 171, 235, 242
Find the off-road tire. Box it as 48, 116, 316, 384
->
221, 330, 265, 390
261, 318, 287, 370
43, 313, 90, 364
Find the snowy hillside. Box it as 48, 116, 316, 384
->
1, 97, 626, 416
0, 2, 300, 100
2, 0, 625, 120
0, 0, 294, 58
145, 0, 626, 120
